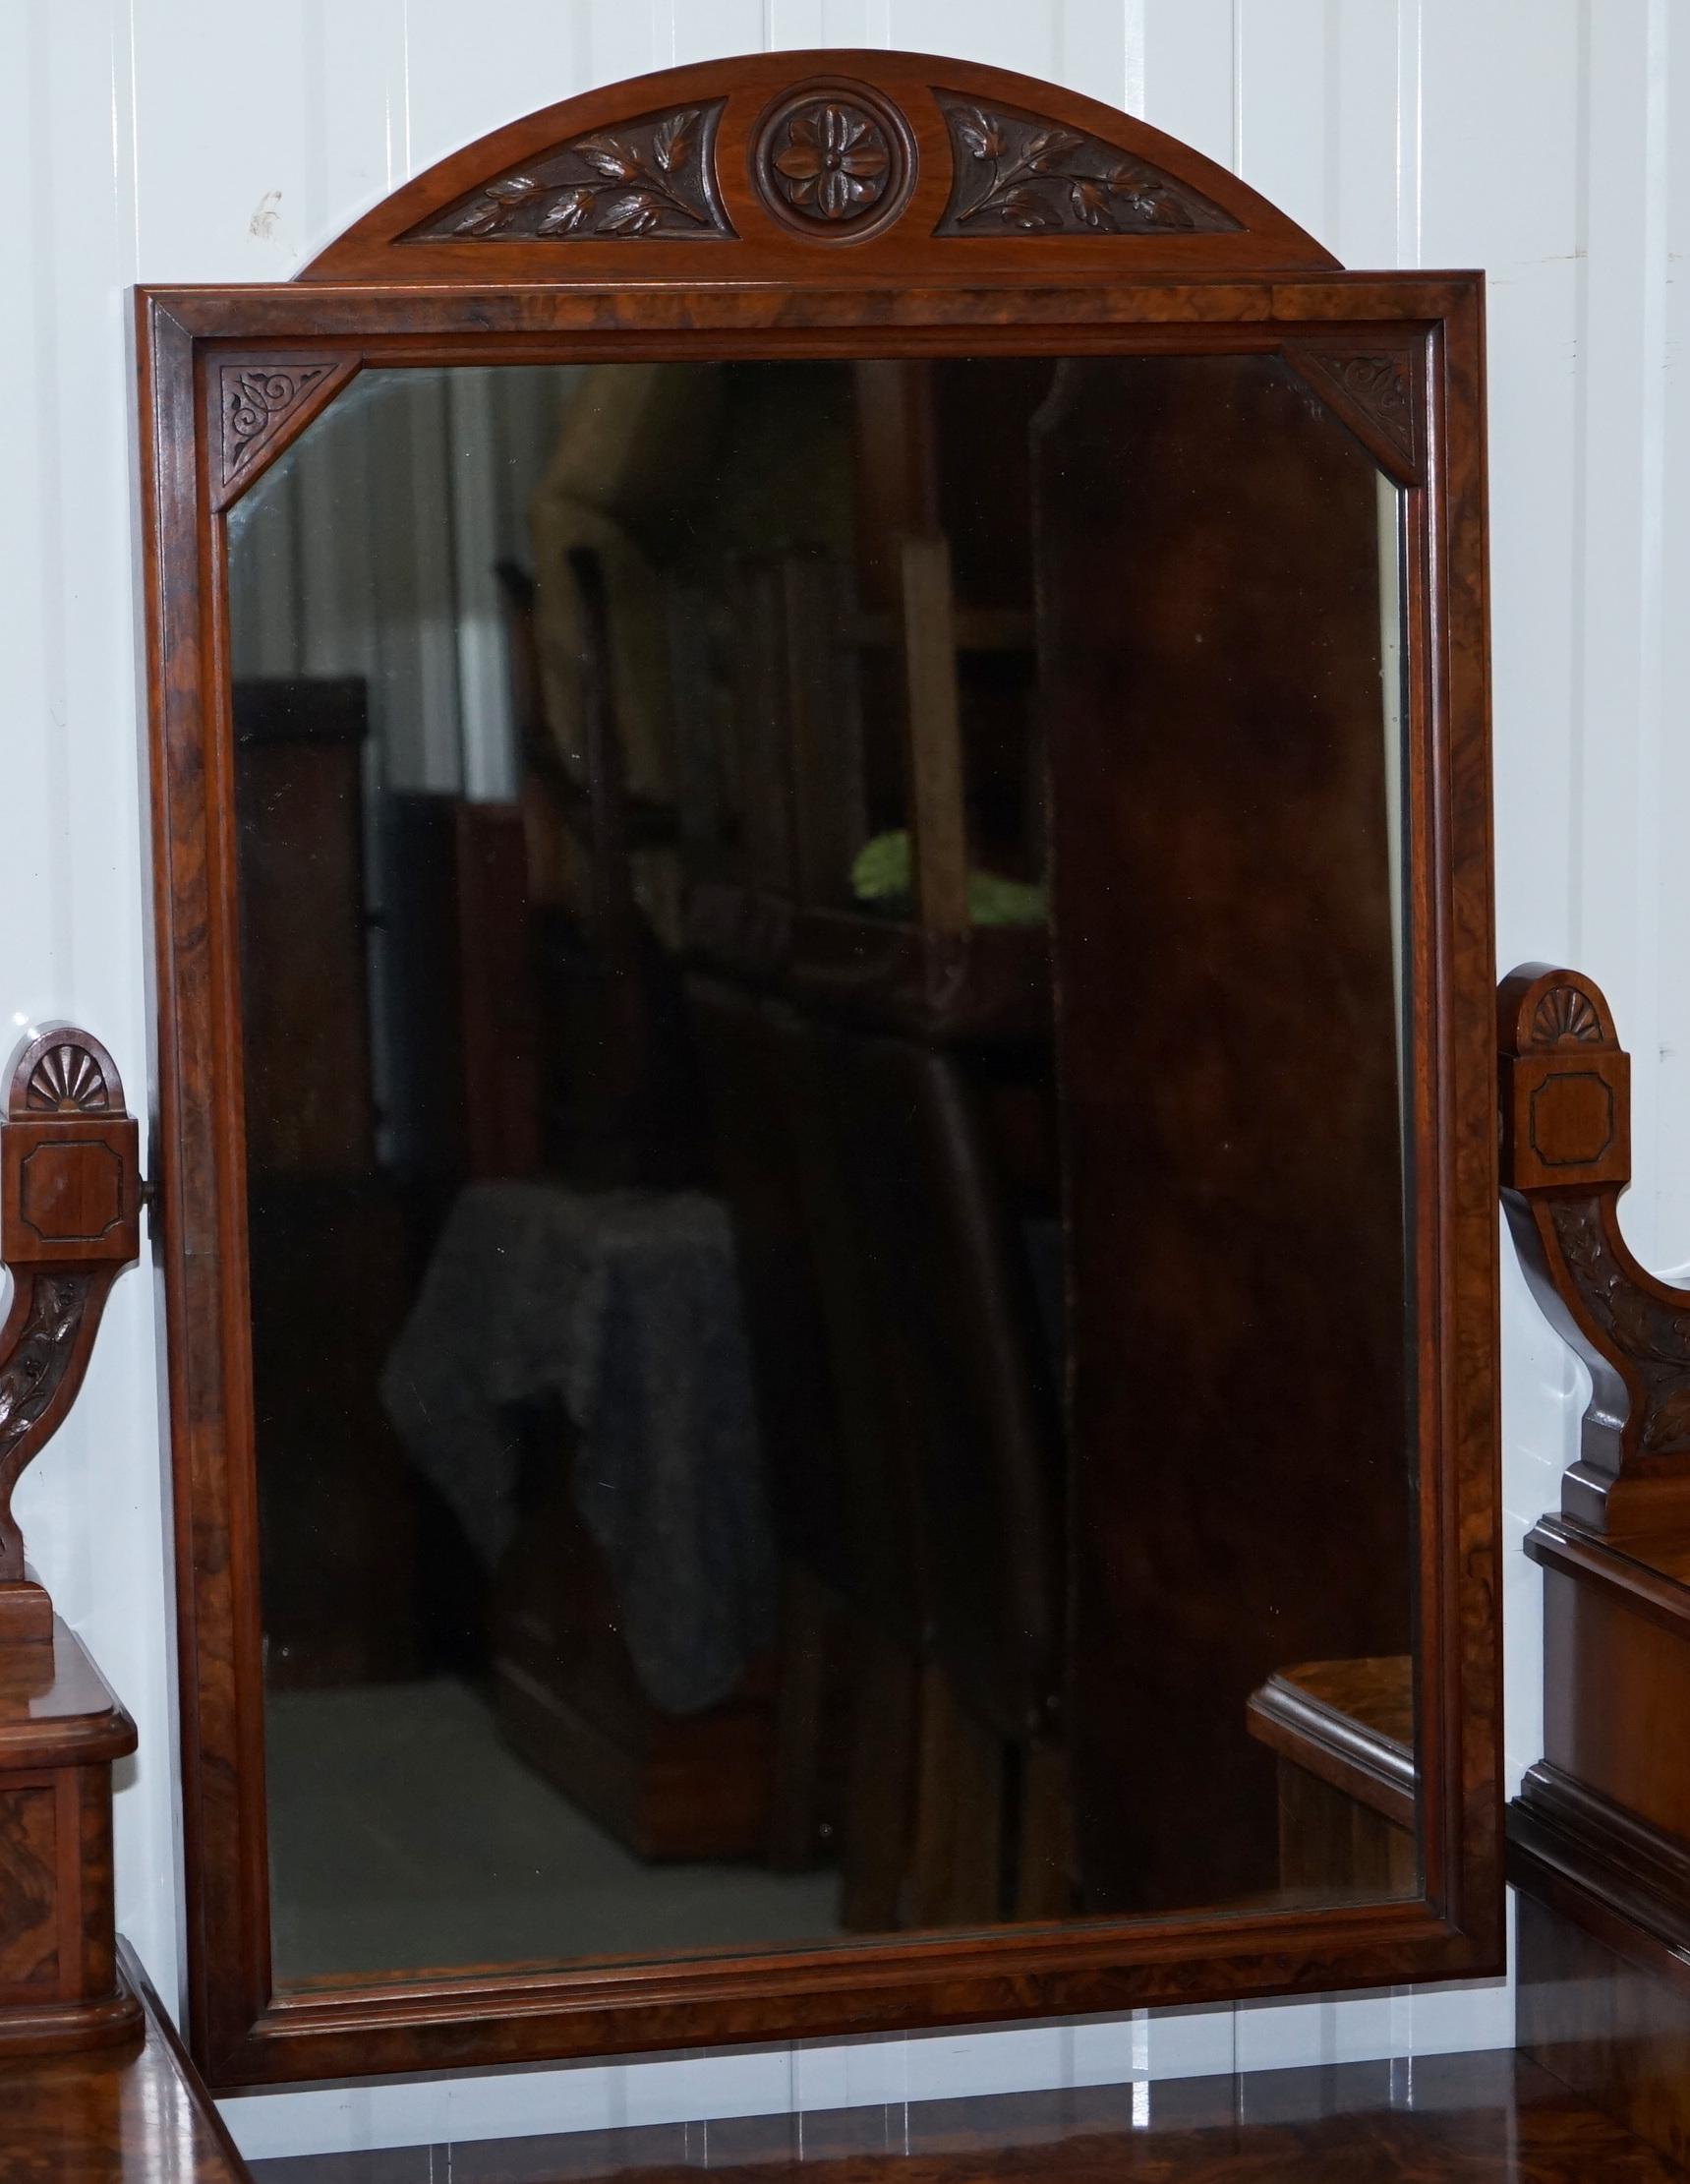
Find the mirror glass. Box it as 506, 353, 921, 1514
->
225, 355, 1415, 1985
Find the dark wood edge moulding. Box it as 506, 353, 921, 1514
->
131, 47, 1501, 2092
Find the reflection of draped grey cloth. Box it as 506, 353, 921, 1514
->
379, 1181, 775, 1716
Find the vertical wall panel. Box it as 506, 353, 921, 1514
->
1235, 0, 1334, 245
130, 0, 319, 278
301, 0, 411, 266
404, 0, 590, 178
1653, 6, 1690, 1270
887, 1, 1058, 82
1139, 0, 1236, 173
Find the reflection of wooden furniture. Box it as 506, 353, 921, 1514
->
689, 893, 1064, 1930
247, 1175, 419, 1688
494, 1426, 778, 1862
1040, 353, 1416, 1918
1247, 1658, 1417, 1901
1501, 968, 1690, 2172
379, 792, 541, 1183
233, 679, 375, 1173
233, 679, 424, 1688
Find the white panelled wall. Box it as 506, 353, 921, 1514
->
1, 0, 1683, 2162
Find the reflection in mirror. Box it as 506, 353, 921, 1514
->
225, 354, 1414, 1985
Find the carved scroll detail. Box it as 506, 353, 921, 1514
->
1547, 1198, 1690, 1455
221, 366, 335, 489
409, 102, 731, 244
1285, 348, 1420, 477
0, 1277, 90, 1466
934, 92, 1238, 238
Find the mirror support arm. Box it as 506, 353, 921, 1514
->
0, 1029, 144, 1634
1497, 962, 1690, 1536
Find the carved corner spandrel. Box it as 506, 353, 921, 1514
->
0, 1031, 144, 1611
1498, 964, 1690, 1535
1282, 343, 1426, 485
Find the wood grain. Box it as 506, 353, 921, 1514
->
0, 1937, 247, 2183
0, 1620, 139, 2054
133, 47, 1501, 2092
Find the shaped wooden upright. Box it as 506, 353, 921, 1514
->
1502, 966, 1690, 2168
0, 1026, 145, 2055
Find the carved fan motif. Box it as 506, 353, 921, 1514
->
25, 1043, 109, 1113
935, 93, 1238, 237
1532, 985, 1604, 1047
409, 102, 731, 243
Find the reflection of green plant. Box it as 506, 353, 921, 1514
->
850, 830, 1047, 926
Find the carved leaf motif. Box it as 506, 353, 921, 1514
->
1070, 178, 1112, 230
453, 176, 541, 235
412, 100, 730, 244
653, 109, 697, 174
1548, 1197, 1690, 1454
600, 190, 664, 235
537, 188, 593, 236
1642, 1383, 1690, 1453
953, 108, 1008, 160
0, 1276, 89, 1453
936, 93, 1238, 238
1609, 1282, 1690, 1369
575, 135, 642, 182
1023, 127, 1084, 172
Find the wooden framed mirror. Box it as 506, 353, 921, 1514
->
136, 48, 1501, 2092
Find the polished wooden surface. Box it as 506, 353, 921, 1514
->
0, 1619, 140, 2056
0, 1617, 136, 1765
297, 51, 1335, 287
2, 1937, 248, 2182
1519, 1885, 1690, 2176
137, 48, 1501, 2091
250, 2054, 1688, 2182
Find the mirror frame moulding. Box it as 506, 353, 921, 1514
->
133, 47, 1500, 2093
